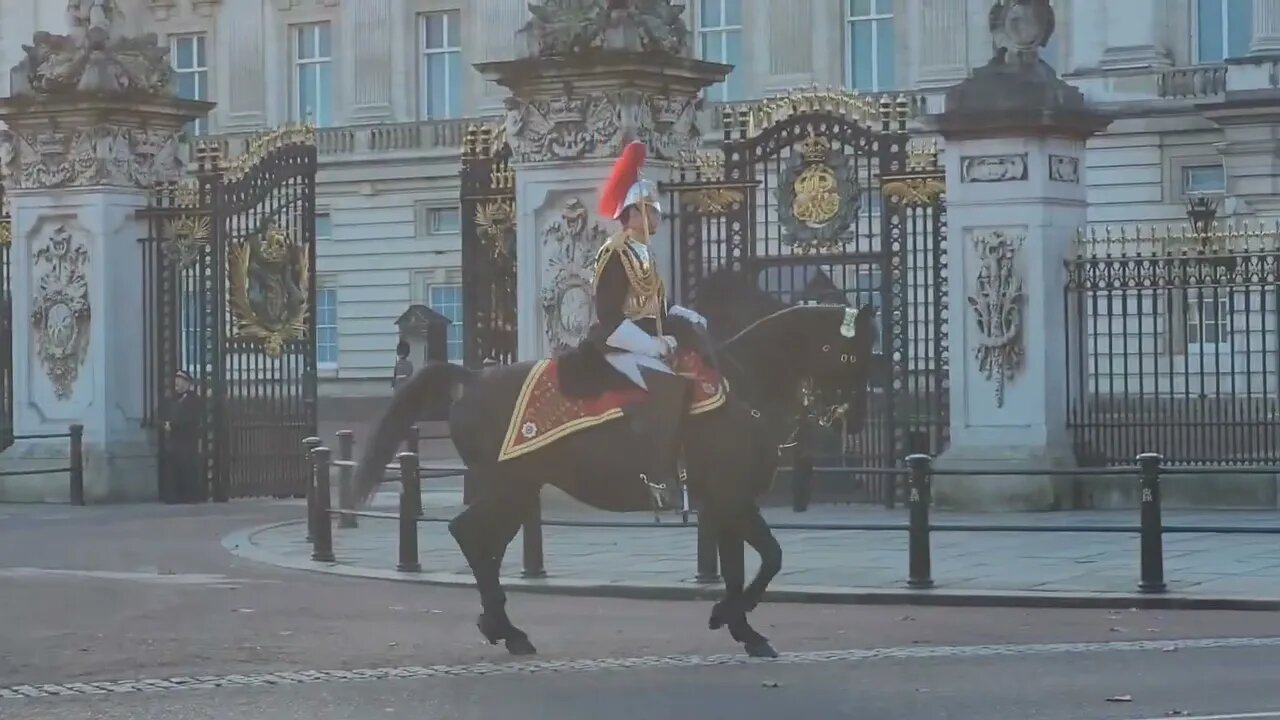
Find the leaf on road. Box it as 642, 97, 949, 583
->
235, 608, 254, 613
761, 680, 780, 688
1106, 695, 1133, 703
1166, 711, 1188, 716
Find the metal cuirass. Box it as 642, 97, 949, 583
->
594, 232, 666, 323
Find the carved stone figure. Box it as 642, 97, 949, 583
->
31, 224, 92, 400
988, 0, 1055, 67
503, 92, 700, 163
520, 0, 690, 58
967, 228, 1025, 407
10, 0, 176, 97
542, 197, 608, 353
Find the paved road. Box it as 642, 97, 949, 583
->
3, 501, 1280, 719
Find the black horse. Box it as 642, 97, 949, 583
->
353, 272, 876, 658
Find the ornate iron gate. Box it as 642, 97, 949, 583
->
460, 124, 517, 368
140, 127, 318, 501
0, 189, 11, 452
665, 93, 949, 502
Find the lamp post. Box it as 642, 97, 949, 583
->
1185, 193, 1221, 245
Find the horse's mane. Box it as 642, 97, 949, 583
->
691, 268, 788, 342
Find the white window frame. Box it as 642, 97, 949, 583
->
170, 33, 209, 136
845, 0, 894, 92
425, 281, 464, 363
1195, 0, 1253, 64
179, 289, 205, 372
697, 0, 744, 102
1182, 164, 1227, 195
292, 22, 333, 127
315, 282, 339, 368
419, 10, 462, 119
1184, 287, 1232, 353
315, 212, 333, 242
429, 207, 461, 235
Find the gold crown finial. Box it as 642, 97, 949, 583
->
799, 133, 830, 163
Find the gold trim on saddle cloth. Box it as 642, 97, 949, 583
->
496, 359, 728, 463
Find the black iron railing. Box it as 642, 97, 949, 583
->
1, 425, 85, 505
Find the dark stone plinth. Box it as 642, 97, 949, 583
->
932, 58, 1113, 141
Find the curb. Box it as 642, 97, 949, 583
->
222, 520, 1280, 612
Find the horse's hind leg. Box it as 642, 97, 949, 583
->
448, 474, 537, 656
741, 507, 782, 613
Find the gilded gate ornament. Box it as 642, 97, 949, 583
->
475, 198, 516, 260
31, 225, 91, 400
162, 215, 211, 269
967, 228, 1025, 408
775, 134, 860, 254
227, 219, 311, 358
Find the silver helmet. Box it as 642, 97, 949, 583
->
615, 178, 663, 220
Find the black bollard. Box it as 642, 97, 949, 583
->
336, 430, 357, 529
792, 414, 813, 512
521, 491, 546, 578
905, 454, 934, 590
69, 424, 85, 506
302, 436, 322, 542
310, 446, 336, 563
695, 499, 720, 583
1137, 453, 1166, 593
405, 425, 423, 518
397, 452, 421, 573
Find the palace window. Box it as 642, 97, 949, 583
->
170, 33, 208, 136
1185, 287, 1231, 351
427, 283, 464, 363
316, 283, 339, 367
846, 0, 894, 92
1183, 164, 1227, 195
698, 0, 744, 102
292, 22, 333, 127
315, 213, 332, 242
1196, 0, 1253, 63
420, 10, 462, 119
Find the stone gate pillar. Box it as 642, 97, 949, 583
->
928, 1, 1111, 511
474, 0, 729, 360
0, 4, 211, 502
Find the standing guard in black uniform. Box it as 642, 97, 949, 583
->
586, 141, 709, 502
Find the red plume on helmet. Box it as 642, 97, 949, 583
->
598, 141, 647, 219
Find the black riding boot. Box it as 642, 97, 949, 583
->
626, 369, 691, 510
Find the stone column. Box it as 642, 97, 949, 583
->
344, 0, 394, 122
0, 11, 211, 502
475, 1, 728, 361
472, 0, 533, 115
928, 1, 1111, 511
218, 0, 268, 130
912, 0, 969, 88
1249, 0, 1280, 56
1098, 0, 1171, 69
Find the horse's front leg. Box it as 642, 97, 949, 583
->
741, 506, 782, 613
707, 503, 778, 658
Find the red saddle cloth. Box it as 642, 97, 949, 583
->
498, 349, 727, 462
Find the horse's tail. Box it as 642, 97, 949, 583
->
352, 362, 475, 505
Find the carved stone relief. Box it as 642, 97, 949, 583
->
541, 197, 608, 353
967, 227, 1025, 408
31, 224, 92, 400
960, 154, 1028, 183
504, 91, 701, 163
1049, 154, 1079, 183
0, 124, 183, 190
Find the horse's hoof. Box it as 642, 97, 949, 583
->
505, 636, 538, 656
476, 614, 503, 645
745, 640, 779, 659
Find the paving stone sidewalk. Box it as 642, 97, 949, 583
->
232, 483, 1280, 604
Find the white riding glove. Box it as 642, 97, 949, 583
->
668, 305, 707, 328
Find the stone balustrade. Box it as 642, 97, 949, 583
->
1157, 64, 1229, 99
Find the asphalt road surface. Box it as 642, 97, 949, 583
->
2, 502, 1279, 719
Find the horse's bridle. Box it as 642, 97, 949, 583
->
776, 378, 850, 453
